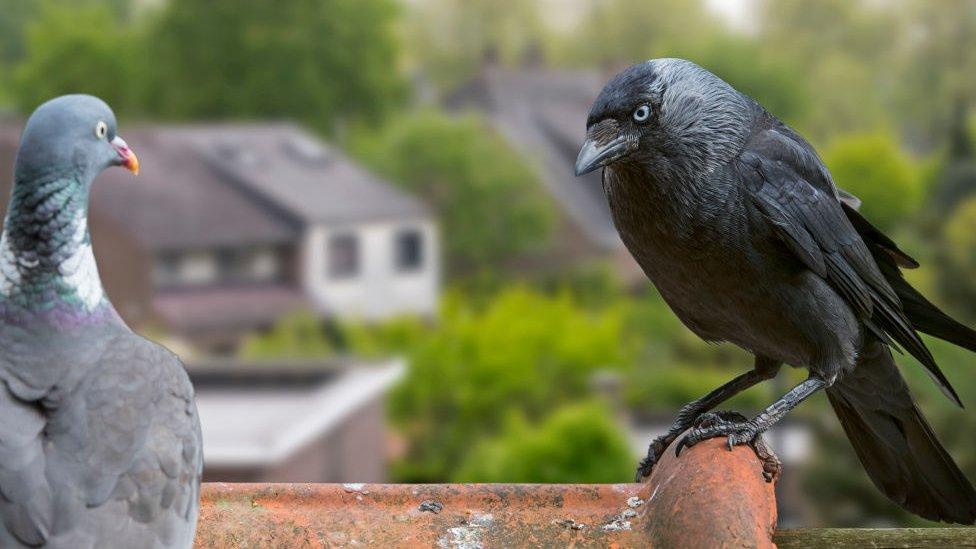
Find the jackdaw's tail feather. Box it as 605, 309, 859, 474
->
844, 203, 976, 354
827, 339, 976, 524
888, 267, 976, 354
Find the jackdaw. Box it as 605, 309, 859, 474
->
576, 58, 976, 523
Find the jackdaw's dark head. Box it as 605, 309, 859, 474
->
15, 94, 139, 186
575, 58, 751, 179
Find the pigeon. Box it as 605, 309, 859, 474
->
576, 59, 976, 523
0, 95, 202, 547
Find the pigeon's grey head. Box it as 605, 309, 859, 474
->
575, 58, 752, 180
14, 94, 139, 185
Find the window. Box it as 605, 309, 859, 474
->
216, 248, 249, 282
216, 247, 281, 283
250, 248, 280, 281
180, 252, 218, 286
328, 234, 359, 279
153, 251, 181, 287
395, 229, 423, 272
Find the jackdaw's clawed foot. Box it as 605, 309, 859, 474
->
674, 411, 780, 483
635, 432, 680, 482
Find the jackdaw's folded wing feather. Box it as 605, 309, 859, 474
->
740, 128, 961, 407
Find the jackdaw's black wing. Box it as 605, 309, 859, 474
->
739, 125, 961, 407
740, 125, 976, 523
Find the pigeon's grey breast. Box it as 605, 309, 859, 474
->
0, 325, 203, 548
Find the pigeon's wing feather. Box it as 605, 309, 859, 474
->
0, 333, 202, 548
0, 383, 53, 547
741, 127, 961, 406
70, 333, 203, 546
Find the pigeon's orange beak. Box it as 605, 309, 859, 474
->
111, 135, 140, 175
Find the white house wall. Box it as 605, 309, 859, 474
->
302, 219, 439, 320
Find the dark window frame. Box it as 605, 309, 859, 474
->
328, 233, 360, 279
394, 228, 424, 273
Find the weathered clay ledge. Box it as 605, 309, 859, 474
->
195, 436, 777, 547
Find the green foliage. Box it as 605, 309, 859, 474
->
823, 133, 922, 231
938, 198, 976, 318
928, 108, 976, 213
0, 0, 38, 68
5, 0, 405, 131
10, 2, 138, 113
240, 310, 333, 360
341, 315, 428, 359
404, 0, 546, 90
894, 1, 976, 143
557, 0, 717, 68
690, 36, 809, 126
143, 0, 405, 131
354, 287, 635, 482
454, 402, 633, 483
351, 111, 554, 273
625, 364, 767, 414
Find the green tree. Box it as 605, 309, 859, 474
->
557, 0, 718, 68
351, 111, 554, 273
454, 402, 633, 483
354, 287, 635, 482
755, 0, 898, 143
240, 310, 333, 360
404, 0, 546, 90
10, 2, 139, 113
757, 0, 896, 69
929, 103, 976, 214
144, 0, 405, 132
938, 197, 976, 319
822, 133, 922, 231
894, 1, 976, 147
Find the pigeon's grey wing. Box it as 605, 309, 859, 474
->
740, 128, 961, 406
0, 334, 202, 548
70, 333, 203, 547
0, 382, 52, 547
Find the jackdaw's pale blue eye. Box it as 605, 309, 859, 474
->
633, 105, 651, 123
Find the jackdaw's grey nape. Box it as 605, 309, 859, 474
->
0, 95, 202, 547
577, 58, 976, 524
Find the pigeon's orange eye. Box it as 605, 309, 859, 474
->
94, 121, 108, 139
633, 105, 651, 123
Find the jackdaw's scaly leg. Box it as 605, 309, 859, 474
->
675, 375, 831, 480
635, 356, 781, 481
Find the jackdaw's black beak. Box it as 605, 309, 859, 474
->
574, 135, 633, 176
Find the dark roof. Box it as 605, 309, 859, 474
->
447, 67, 621, 250
92, 127, 299, 251
153, 285, 307, 332
0, 121, 430, 251
175, 123, 429, 225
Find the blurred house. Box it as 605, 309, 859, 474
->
0, 121, 440, 350
190, 357, 404, 482
445, 64, 643, 282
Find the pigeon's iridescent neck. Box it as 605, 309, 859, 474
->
0, 173, 118, 328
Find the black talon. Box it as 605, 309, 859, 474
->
675, 437, 688, 457
635, 458, 652, 482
